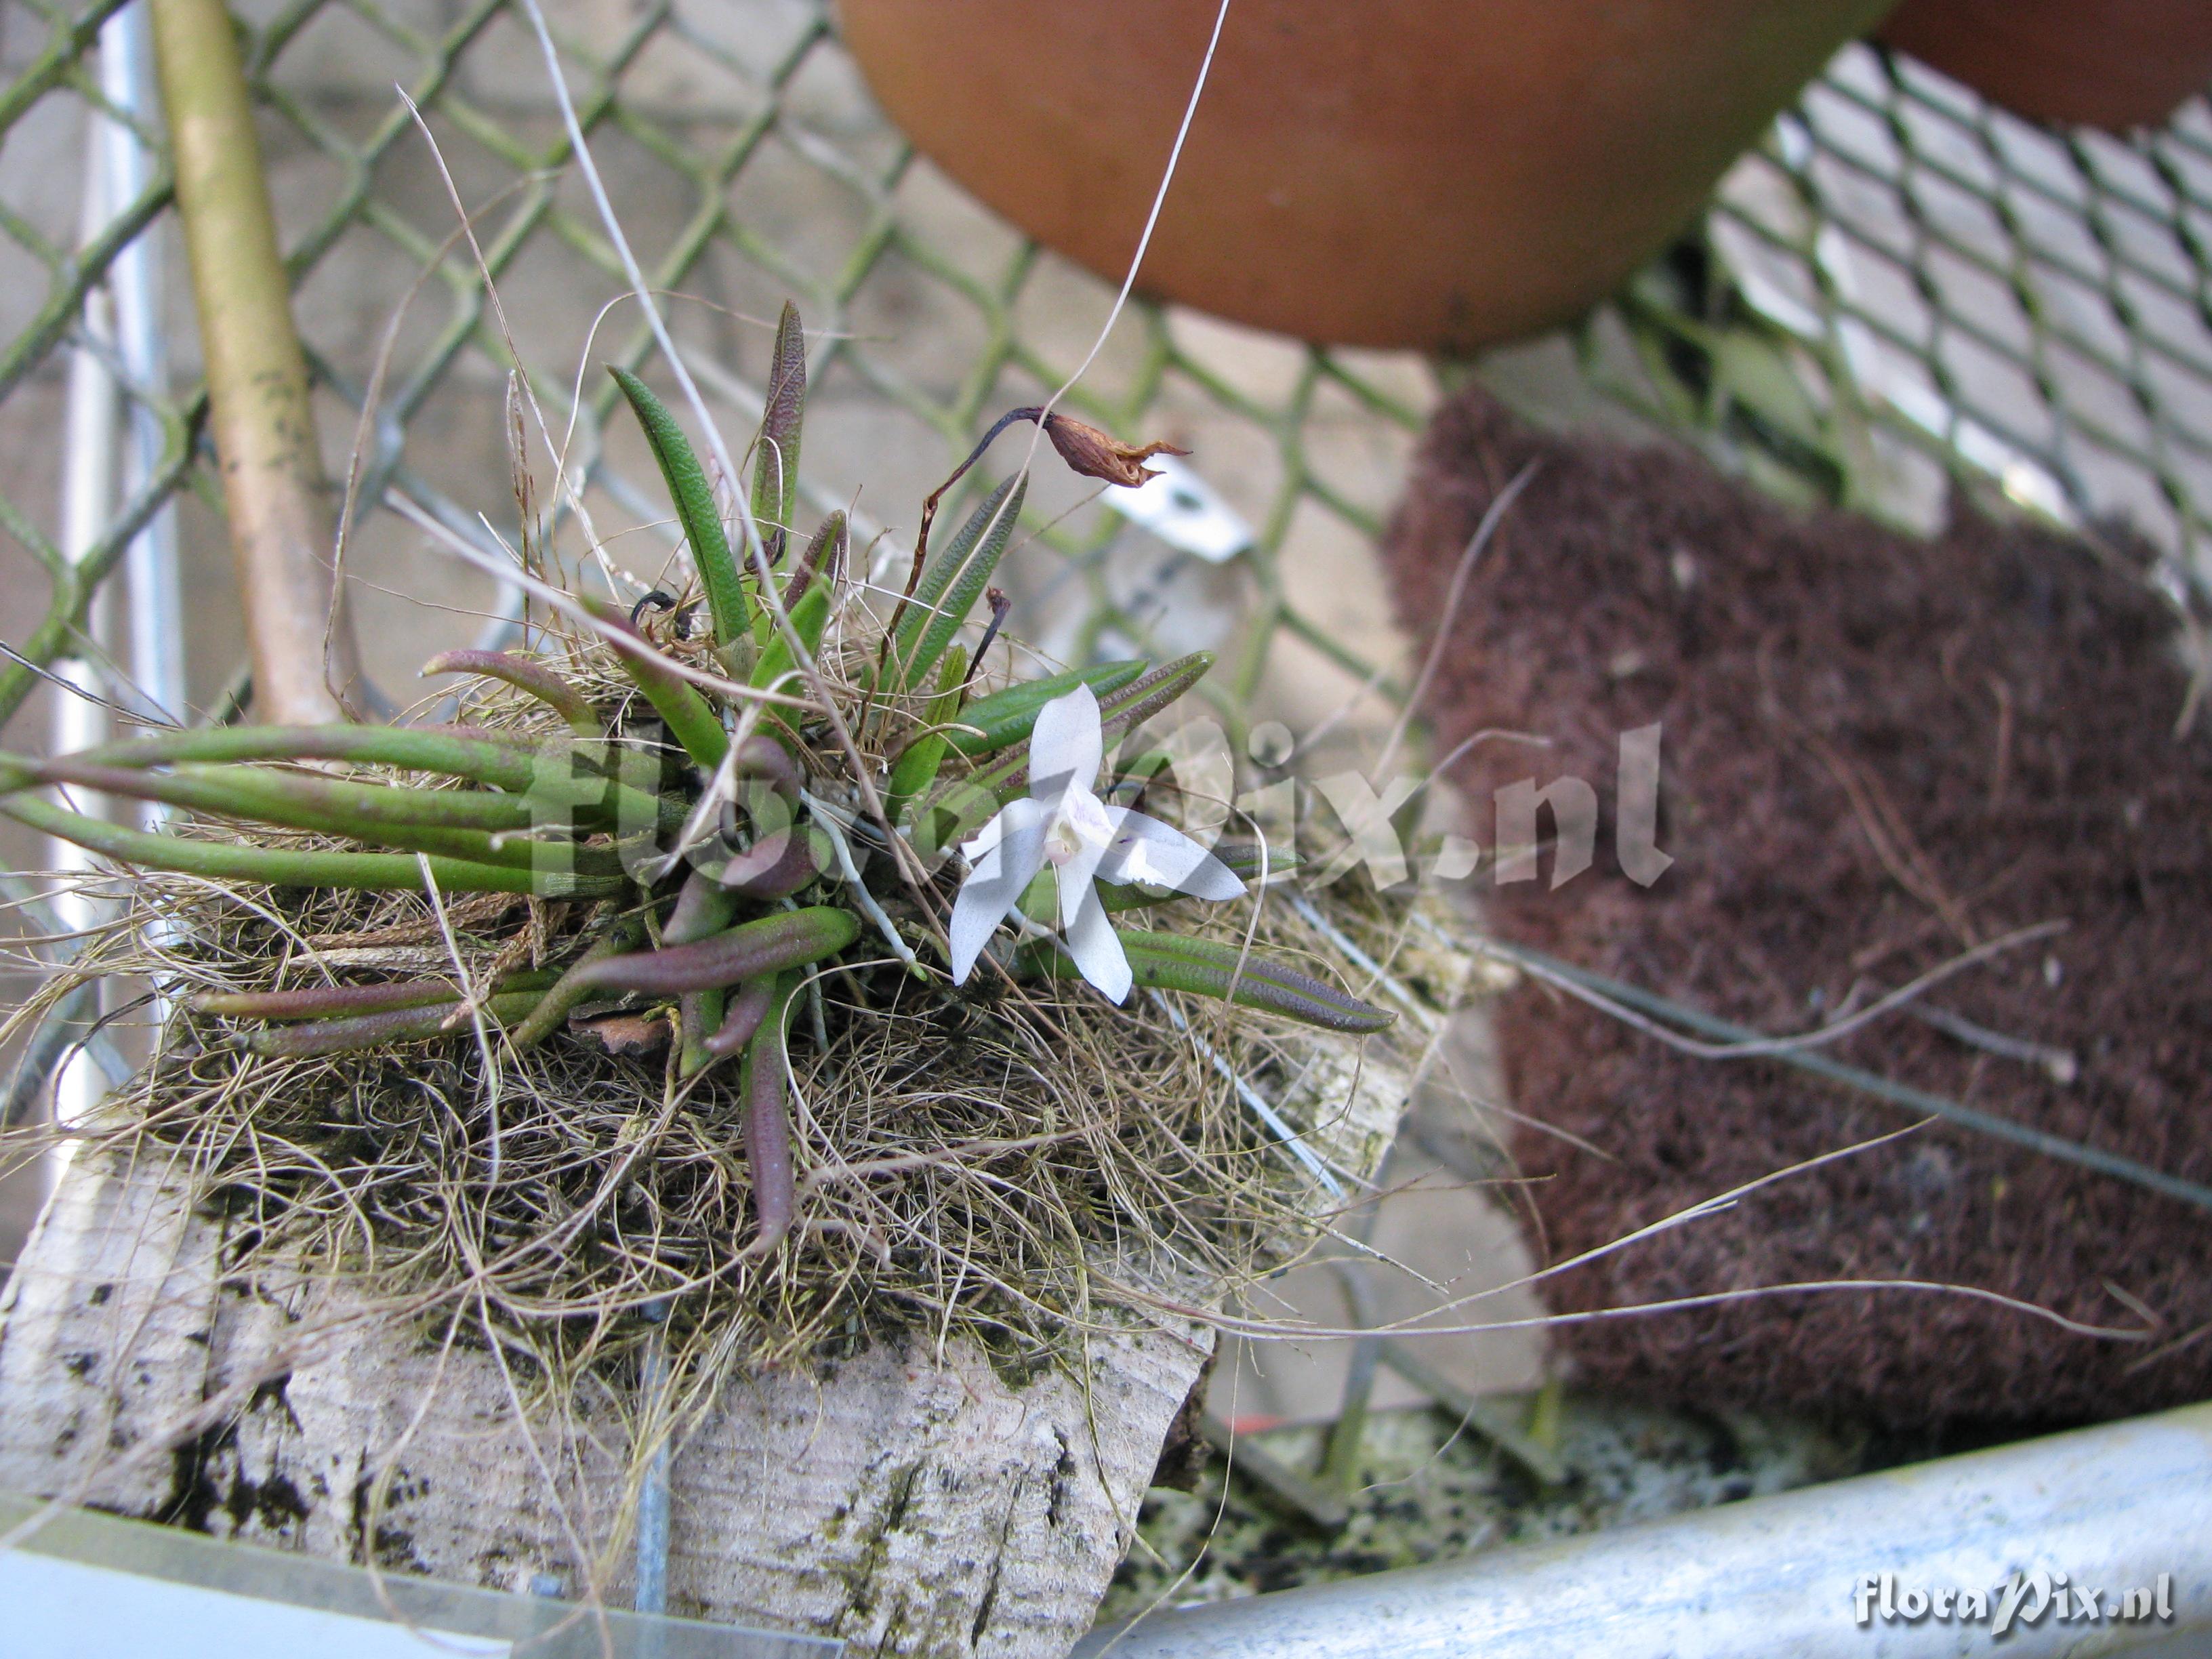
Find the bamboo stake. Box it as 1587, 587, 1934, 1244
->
150, 0, 362, 724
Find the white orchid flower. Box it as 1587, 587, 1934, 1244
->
948, 683, 1244, 1002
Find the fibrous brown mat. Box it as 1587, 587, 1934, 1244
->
1381, 386, 2212, 1431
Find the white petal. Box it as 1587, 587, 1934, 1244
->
962, 806, 1006, 863
1096, 807, 1246, 901
948, 797, 1046, 984
1055, 825, 1113, 933
1060, 783, 1115, 853
1027, 684, 1102, 805
1061, 883, 1133, 1004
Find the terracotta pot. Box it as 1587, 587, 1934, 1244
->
1877, 0, 2212, 132
838, 0, 1898, 352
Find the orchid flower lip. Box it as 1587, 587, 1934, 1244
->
947, 682, 1244, 1002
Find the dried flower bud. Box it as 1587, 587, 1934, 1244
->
1042, 412, 1189, 489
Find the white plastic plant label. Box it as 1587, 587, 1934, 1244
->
1101, 453, 1252, 563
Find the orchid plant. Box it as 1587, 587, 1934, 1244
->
1, 302, 1392, 1252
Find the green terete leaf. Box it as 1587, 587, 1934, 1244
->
1019, 926, 1393, 1035
945, 660, 1147, 756
885, 647, 968, 822
888, 474, 1025, 692
609, 365, 750, 651
749, 300, 806, 567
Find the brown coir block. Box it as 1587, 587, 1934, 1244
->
1382, 386, 2212, 1430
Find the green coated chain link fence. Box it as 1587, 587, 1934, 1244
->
1615, 43, 2212, 602
4, 1, 2209, 750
